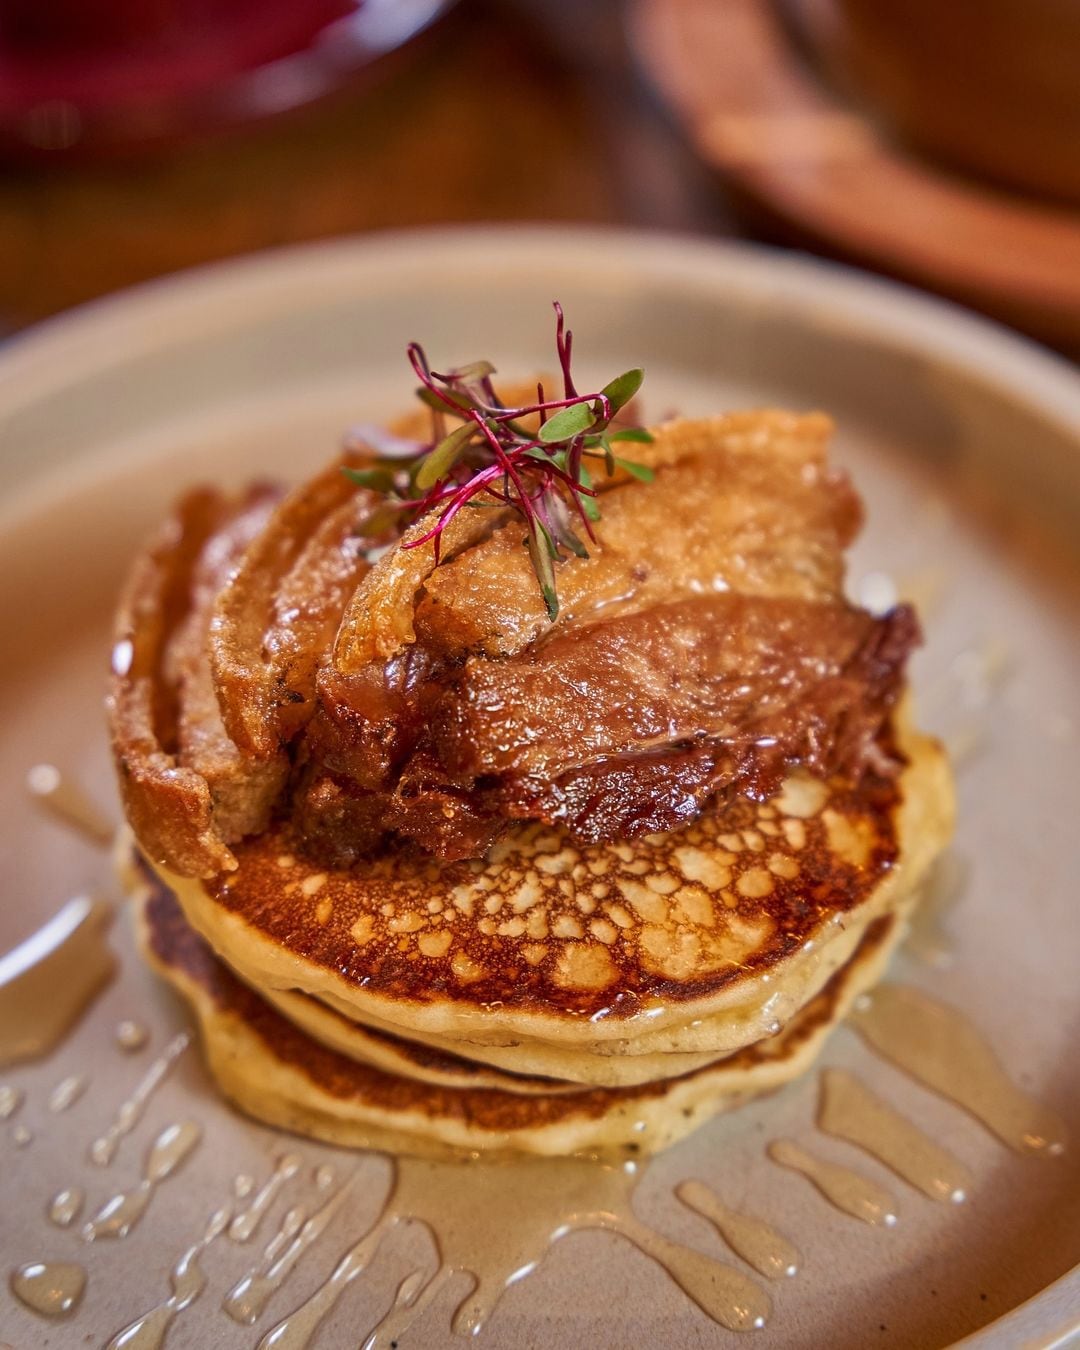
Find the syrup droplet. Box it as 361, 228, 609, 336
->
0, 897, 115, 1067
115, 1021, 149, 1053
851, 984, 1068, 1155
49, 1073, 88, 1113
48, 1187, 85, 1227
818, 1069, 971, 1203
10, 1261, 86, 1317
26, 764, 114, 845
677, 1180, 800, 1278
84, 1120, 201, 1240
0, 1085, 22, 1119
768, 1139, 899, 1227
90, 1032, 190, 1166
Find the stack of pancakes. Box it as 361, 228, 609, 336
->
114, 406, 953, 1158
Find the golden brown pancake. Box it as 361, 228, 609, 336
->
133, 865, 911, 1158
110, 393, 953, 1144
148, 715, 951, 1086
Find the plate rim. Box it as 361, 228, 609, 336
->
0, 223, 1078, 422
0, 223, 1077, 1349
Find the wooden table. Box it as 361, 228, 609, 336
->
0, 0, 735, 329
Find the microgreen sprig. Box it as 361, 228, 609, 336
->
342, 303, 653, 620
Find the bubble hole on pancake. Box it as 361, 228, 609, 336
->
133, 868, 916, 1158
143, 715, 952, 1087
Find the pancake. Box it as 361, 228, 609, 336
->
109, 377, 954, 1148
134, 865, 912, 1158
255, 985, 588, 1097
150, 714, 951, 1087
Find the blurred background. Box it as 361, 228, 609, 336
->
1, 0, 1078, 350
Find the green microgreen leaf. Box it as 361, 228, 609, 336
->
577, 462, 601, 520
557, 526, 589, 559
416, 385, 473, 415
526, 524, 559, 620
415, 421, 476, 490
599, 367, 644, 415
613, 456, 655, 482
342, 466, 400, 494
538, 401, 596, 444
609, 426, 654, 444
449, 360, 496, 382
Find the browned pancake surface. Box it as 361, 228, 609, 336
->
144, 867, 889, 1131
202, 753, 900, 1022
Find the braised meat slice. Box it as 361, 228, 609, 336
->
298, 413, 910, 860
411, 411, 858, 661
108, 486, 282, 875
433, 594, 916, 784
109, 408, 919, 875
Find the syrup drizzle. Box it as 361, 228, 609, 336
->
677, 1180, 800, 1278
84, 1121, 201, 1240
9, 1261, 86, 1318
104, 1196, 233, 1349
259, 1155, 771, 1349
229, 1153, 302, 1242
49, 1074, 88, 1113
0, 896, 115, 1067
223, 1174, 358, 1325
361, 1261, 453, 1350
26, 764, 114, 846
257, 1219, 389, 1350
48, 1187, 85, 1228
818, 1069, 971, 1203
850, 985, 1068, 1155
768, 1140, 899, 1227
904, 853, 968, 969
90, 1032, 190, 1166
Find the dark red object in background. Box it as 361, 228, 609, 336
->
0, 0, 453, 155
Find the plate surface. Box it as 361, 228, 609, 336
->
1, 227, 1078, 1350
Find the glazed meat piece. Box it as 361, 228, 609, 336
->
301, 412, 910, 860
303, 593, 916, 862
108, 486, 284, 875
338, 410, 858, 667
211, 455, 379, 758
109, 408, 917, 875
434, 595, 916, 785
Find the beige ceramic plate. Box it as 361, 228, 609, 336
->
0, 228, 1078, 1349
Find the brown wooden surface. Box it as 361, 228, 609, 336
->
0, 0, 733, 330
630, 0, 1080, 351
2, 0, 1078, 357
